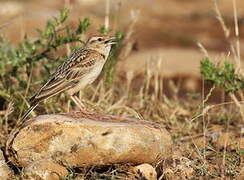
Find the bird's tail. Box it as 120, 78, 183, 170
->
20, 103, 38, 122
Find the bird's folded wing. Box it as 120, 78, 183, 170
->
29, 76, 73, 105
29, 50, 101, 105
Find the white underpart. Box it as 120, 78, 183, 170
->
103, 45, 112, 59
67, 45, 112, 95
84, 61, 105, 85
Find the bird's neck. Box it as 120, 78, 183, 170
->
87, 46, 111, 60
103, 46, 112, 60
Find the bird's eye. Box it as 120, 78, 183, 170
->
97, 38, 102, 41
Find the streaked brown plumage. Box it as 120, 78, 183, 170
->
21, 35, 116, 121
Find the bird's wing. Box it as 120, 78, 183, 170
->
30, 49, 102, 105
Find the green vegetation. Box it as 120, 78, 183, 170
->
0, 8, 90, 116
103, 31, 124, 88
200, 58, 244, 93
0, 9, 89, 78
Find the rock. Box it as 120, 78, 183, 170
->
132, 163, 157, 180
7, 111, 172, 174
0, 149, 13, 180
23, 160, 68, 180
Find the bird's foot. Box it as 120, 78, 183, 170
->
70, 95, 93, 114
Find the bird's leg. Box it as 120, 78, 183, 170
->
67, 99, 71, 113
70, 95, 87, 112
74, 96, 86, 109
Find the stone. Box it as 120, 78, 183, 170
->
132, 163, 157, 180
7, 111, 172, 174
23, 160, 68, 180
0, 149, 13, 180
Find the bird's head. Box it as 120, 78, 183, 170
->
85, 35, 116, 58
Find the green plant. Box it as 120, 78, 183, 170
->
0, 8, 90, 96
200, 58, 244, 93
103, 31, 124, 88
0, 9, 90, 77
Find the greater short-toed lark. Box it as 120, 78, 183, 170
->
21, 35, 116, 121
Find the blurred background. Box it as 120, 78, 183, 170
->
0, 0, 243, 99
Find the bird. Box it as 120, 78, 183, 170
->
21, 34, 116, 122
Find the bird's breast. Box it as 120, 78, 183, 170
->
67, 61, 105, 96
86, 61, 105, 83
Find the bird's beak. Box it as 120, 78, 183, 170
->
105, 37, 117, 45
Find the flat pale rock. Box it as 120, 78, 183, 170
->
8, 112, 172, 170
